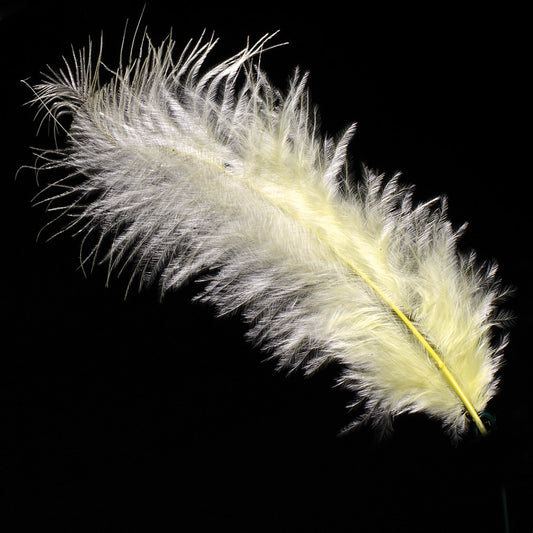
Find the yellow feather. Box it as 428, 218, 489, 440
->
26, 31, 508, 439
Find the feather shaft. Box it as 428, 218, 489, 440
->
221, 155, 488, 434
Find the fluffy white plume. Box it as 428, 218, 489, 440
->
27, 31, 509, 439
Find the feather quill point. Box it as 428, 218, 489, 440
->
27, 31, 509, 439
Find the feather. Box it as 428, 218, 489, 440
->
26, 30, 509, 440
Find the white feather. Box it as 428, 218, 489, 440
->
27, 31, 509, 439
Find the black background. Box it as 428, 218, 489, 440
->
3, 1, 531, 531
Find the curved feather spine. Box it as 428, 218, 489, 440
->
194, 146, 489, 435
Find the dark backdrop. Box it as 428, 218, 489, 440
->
3, 1, 530, 531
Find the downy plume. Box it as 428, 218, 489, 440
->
26, 30, 509, 439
